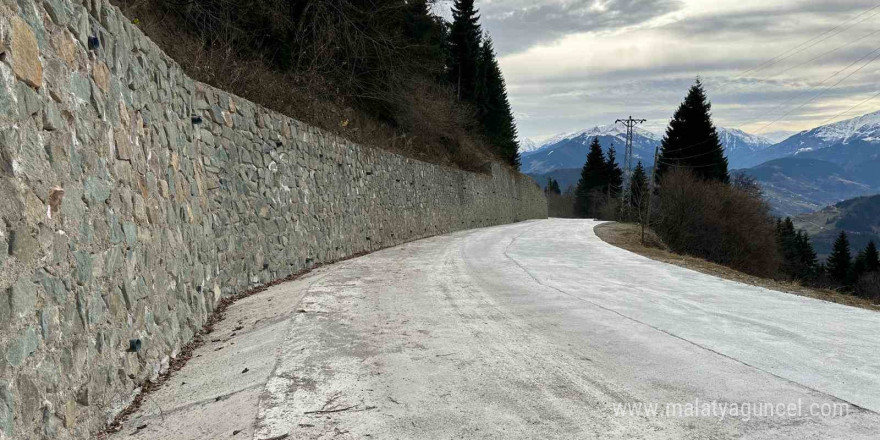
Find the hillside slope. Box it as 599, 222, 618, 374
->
111, 0, 510, 171
520, 125, 659, 174
752, 111, 880, 181
794, 194, 880, 259
527, 168, 582, 192
742, 158, 880, 216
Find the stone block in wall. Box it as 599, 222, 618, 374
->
0, 380, 13, 438
8, 16, 43, 89
43, 0, 72, 26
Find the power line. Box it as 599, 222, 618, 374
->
717, 4, 880, 102
815, 89, 880, 127
768, 27, 880, 79
733, 1, 880, 80
734, 41, 880, 130
660, 42, 879, 160
652, 5, 880, 163
664, 144, 725, 161
755, 45, 880, 134
742, 9, 880, 78
657, 159, 728, 169
655, 43, 880, 157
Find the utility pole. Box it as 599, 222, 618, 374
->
615, 116, 646, 217
643, 146, 660, 245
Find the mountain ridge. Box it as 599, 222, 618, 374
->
793, 194, 880, 260
521, 124, 774, 173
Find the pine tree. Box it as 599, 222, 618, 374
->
628, 161, 650, 223
475, 37, 520, 168
402, 0, 449, 77
777, 217, 799, 277
657, 79, 729, 183
795, 230, 818, 280
605, 145, 623, 198
448, 0, 482, 102
545, 177, 561, 195
827, 231, 853, 287
863, 241, 879, 273
574, 137, 608, 218
853, 241, 879, 287
629, 162, 649, 206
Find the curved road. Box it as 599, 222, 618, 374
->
114, 219, 880, 439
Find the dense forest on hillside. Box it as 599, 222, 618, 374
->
112, 0, 520, 171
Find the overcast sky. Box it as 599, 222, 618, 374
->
437, 0, 880, 142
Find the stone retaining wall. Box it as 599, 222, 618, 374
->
0, 0, 547, 438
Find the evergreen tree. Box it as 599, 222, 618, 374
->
853, 241, 879, 286
863, 241, 880, 273
775, 218, 819, 281
628, 161, 650, 223
551, 178, 561, 195
545, 177, 561, 195
629, 161, 649, 207
605, 145, 623, 198
402, 0, 449, 79
795, 230, 819, 280
657, 79, 729, 183
777, 218, 799, 277
448, 0, 482, 102
827, 231, 853, 287
475, 37, 520, 168
574, 137, 608, 218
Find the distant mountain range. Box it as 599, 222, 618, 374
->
528, 168, 582, 193
793, 194, 880, 260
743, 111, 880, 214
523, 125, 775, 186
524, 111, 880, 215
737, 110, 880, 173
521, 125, 661, 175
742, 158, 878, 216
762, 130, 798, 144
717, 128, 773, 165
518, 138, 540, 154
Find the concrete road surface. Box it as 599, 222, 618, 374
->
111, 219, 880, 439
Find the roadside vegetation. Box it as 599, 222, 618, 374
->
543, 177, 576, 218
112, 0, 520, 171
574, 80, 880, 303
594, 223, 880, 311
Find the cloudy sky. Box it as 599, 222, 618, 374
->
438, 0, 880, 142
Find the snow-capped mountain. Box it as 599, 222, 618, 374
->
717, 128, 773, 154
750, 110, 880, 186
521, 124, 772, 174
518, 138, 540, 154
754, 110, 880, 161
520, 124, 661, 174
717, 127, 774, 168
762, 130, 797, 144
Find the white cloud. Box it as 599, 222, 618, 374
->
469, 0, 880, 139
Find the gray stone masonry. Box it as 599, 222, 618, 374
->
0, 0, 547, 438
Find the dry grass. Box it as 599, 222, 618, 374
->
112, 0, 501, 173
595, 222, 880, 312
